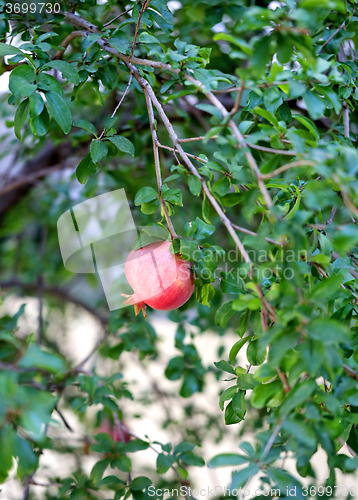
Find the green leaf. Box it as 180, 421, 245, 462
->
0, 42, 24, 56
251, 380, 282, 409
46, 90, 72, 134
15, 435, 38, 477
246, 338, 266, 366
212, 176, 230, 196
215, 300, 235, 328
43, 60, 80, 85
110, 36, 129, 53
165, 356, 185, 380
134, 187, 158, 205
19, 344, 66, 373
180, 371, 200, 398
74, 119, 98, 136
263, 87, 283, 114
229, 337, 250, 365
214, 359, 236, 375
90, 458, 111, 484
184, 220, 198, 238
76, 154, 98, 184
196, 284, 215, 306
173, 442, 195, 454
82, 33, 102, 52
14, 98, 30, 140
91, 139, 108, 163
208, 453, 248, 468
232, 390, 247, 420
188, 175, 202, 196
113, 455, 132, 472
108, 135, 135, 156
292, 113, 319, 140
254, 106, 280, 129
193, 217, 215, 240
141, 199, 160, 214
0, 426, 15, 482
278, 380, 317, 417
162, 187, 183, 206
307, 318, 348, 345
130, 476, 152, 491
29, 93, 44, 119
195, 103, 223, 119
179, 450, 205, 467
219, 386, 237, 411
157, 453, 176, 473
9, 65, 37, 97
180, 240, 200, 261
30, 106, 50, 136
252, 36, 272, 76
303, 91, 326, 120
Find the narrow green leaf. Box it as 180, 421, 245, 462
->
14, 98, 30, 140
43, 60, 80, 85
91, 139, 108, 163
108, 135, 135, 156
46, 91, 72, 134
76, 154, 98, 184
208, 453, 248, 468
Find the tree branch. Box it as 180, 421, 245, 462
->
259, 160, 317, 179
0, 280, 108, 326
53, 30, 87, 59
143, 89, 179, 239
98, 73, 133, 140
130, 0, 150, 57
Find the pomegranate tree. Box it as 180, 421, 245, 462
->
124, 240, 195, 316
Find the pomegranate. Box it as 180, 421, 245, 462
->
124, 240, 195, 316
97, 419, 131, 443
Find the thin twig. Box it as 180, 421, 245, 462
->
326, 206, 337, 225
53, 30, 87, 59
0, 165, 67, 197
143, 90, 179, 239
74, 328, 110, 370
344, 101, 350, 138
0, 280, 108, 326
231, 223, 282, 247
343, 364, 358, 381
22, 474, 34, 500
246, 142, 297, 156
158, 142, 207, 164
37, 227, 47, 344
178, 135, 296, 156
184, 73, 273, 209
276, 367, 290, 393
261, 416, 286, 460
259, 160, 317, 179
55, 407, 74, 432
230, 79, 245, 116
130, 0, 150, 57
103, 6, 134, 27
320, 8, 356, 53
99, 73, 133, 140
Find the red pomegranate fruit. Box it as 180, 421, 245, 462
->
97, 419, 131, 443
123, 240, 195, 316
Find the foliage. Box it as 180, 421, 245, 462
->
1, 0, 358, 498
